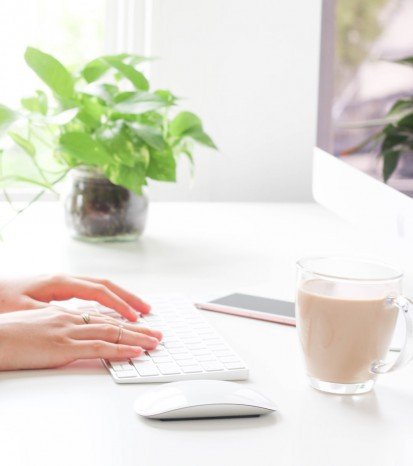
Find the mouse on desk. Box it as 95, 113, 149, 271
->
134, 380, 278, 420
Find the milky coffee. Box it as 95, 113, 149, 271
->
297, 279, 398, 384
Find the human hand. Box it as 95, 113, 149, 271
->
0, 307, 162, 371
0, 275, 150, 321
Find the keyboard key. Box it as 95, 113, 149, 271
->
182, 365, 203, 373
201, 361, 225, 372
168, 347, 188, 355
152, 356, 173, 364
205, 340, 228, 350
199, 332, 220, 339
218, 355, 241, 363
116, 369, 138, 378
214, 350, 233, 357
174, 330, 193, 336
147, 347, 168, 356
179, 337, 200, 344
172, 352, 193, 360
186, 342, 206, 350
158, 363, 181, 375
120, 363, 133, 370
192, 349, 212, 356
176, 358, 198, 367
224, 362, 246, 370
110, 361, 130, 371
132, 361, 160, 376
164, 341, 185, 349
133, 354, 151, 361
196, 354, 217, 362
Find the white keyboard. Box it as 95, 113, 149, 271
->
97, 296, 249, 383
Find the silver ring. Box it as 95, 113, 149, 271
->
116, 325, 124, 344
81, 312, 91, 324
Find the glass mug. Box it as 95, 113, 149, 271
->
296, 256, 413, 395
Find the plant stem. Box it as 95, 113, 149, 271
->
0, 170, 69, 234
28, 123, 58, 193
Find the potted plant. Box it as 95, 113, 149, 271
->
0, 47, 216, 241
344, 56, 413, 183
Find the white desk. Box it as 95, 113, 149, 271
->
0, 202, 412, 466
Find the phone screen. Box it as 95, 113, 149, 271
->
209, 293, 295, 318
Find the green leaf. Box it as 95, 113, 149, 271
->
155, 89, 178, 105
81, 54, 149, 83
21, 90, 48, 115
170, 112, 202, 137
103, 163, 146, 195
113, 91, 169, 115
387, 99, 413, 116
9, 132, 36, 157
24, 47, 74, 99
81, 57, 109, 83
96, 124, 138, 168
184, 127, 217, 149
0, 105, 17, 135
130, 123, 165, 151
381, 132, 407, 152
382, 150, 400, 182
104, 57, 149, 91
59, 132, 111, 166
147, 147, 176, 182
75, 94, 105, 130
394, 56, 413, 67
397, 113, 413, 129
83, 83, 119, 103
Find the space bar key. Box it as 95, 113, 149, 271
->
132, 360, 160, 376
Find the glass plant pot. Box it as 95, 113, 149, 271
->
64, 167, 148, 242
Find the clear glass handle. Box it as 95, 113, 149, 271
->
371, 296, 413, 374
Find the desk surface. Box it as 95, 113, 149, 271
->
0, 202, 412, 466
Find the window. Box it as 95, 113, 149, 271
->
0, 0, 106, 108
0, 0, 152, 203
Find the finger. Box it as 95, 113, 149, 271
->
22, 298, 50, 310
69, 324, 160, 350
72, 314, 162, 340
42, 277, 139, 322
30, 301, 77, 314
76, 276, 151, 314
130, 325, 163, 341
72, 341, 143, 361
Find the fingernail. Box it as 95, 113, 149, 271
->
132, 347, 142, 355
129, 309, 139, 321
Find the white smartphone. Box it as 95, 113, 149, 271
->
196, 293, 295, 326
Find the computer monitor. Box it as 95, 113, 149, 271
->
313, 0, 413, 242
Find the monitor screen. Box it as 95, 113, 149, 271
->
331, 0, 413, 197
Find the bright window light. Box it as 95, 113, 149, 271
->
0, 0, 105, 108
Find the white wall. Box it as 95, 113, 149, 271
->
130, 0, 322, 201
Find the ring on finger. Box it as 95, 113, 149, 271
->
81, 312, 91, 324
116, 324, 124, 344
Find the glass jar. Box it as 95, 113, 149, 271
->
64, 167, 148, 242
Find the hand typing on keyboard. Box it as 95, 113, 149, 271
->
0, 274, 150, 321
0, 306, 163, 371
0, 275, 162, 371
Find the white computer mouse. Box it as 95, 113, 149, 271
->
134, 380, 278, 420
